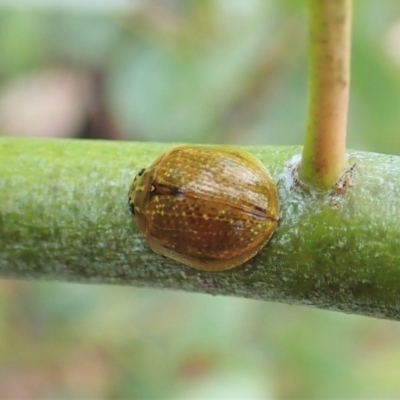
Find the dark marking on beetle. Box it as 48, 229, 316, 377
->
149, 182, 187, 198
133, 168, 145, 182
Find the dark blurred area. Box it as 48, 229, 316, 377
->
2, 1, 400, 398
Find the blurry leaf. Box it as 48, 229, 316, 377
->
108, 6, 280, 143
0, 10, 47, 77
48, 14, 123, 67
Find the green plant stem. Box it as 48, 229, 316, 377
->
301, 0, 352, 188
1, 138, 400, 321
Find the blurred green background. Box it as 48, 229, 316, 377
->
1, 0, 400, 398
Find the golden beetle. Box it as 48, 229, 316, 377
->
128, 146, 280, 272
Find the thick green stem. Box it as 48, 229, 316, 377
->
1, 138, 400, 321
301, 0, 352, 188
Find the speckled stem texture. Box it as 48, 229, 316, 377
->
301, 0, 351, 188
0, 138, 399, 321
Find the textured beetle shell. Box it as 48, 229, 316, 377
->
129, 146, 279, 272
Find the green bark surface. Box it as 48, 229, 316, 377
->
1, 138, 399, 320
